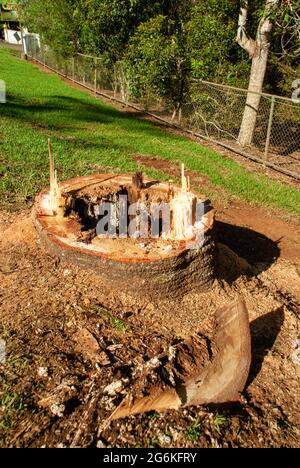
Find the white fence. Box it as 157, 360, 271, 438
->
4, 28, 22, 45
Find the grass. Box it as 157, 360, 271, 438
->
185, 417, 202, 442
213, 413, 228, 435
0, 392, 25, 413
147, 436, 161, 448
108, 316, 128, 333
0, 385, 26, 442
97, 307, 129, 332
8, 355, 30, 372
0, 47, 300, 215
0, 392, 25, 444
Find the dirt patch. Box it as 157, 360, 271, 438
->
135, 156, 223, 196
0, 210, 299, 448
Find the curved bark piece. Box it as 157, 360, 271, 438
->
110, 297, 251, 420
182, 297, 251, 406
109, 388, 182, 421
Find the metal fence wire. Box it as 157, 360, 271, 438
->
26, 35, 300, 180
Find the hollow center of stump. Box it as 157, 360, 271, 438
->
37, 173, 213, 261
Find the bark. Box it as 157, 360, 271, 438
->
33, 174, 216, 301
236, 0, 279, 147
110, 298, 251, 419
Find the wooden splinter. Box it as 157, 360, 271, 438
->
48, 138, 55, 193
132, 171, 144, 190
108, 298, 251, 420
181, 164, 191, 193
46, 138, 63, 216
130, 170, 144, 204
166, 164, 196, 241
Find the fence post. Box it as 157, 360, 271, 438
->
264, 96, 275, 165
94, 57, 97, 94
113, 64, 117, 98
83, 57, 86, 84
72, 57, 75, 81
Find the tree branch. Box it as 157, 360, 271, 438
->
256, 0, 279, 50
236, 0, 256, 57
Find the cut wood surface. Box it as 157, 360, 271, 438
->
33, 174, 216, 300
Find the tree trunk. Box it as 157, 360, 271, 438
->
236, 0, 278, 147
238, 48, 269, 147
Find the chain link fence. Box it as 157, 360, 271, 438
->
26, 35, 300, 180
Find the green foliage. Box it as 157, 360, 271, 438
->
0, 392, 26, 412
187, 1, 240, 81
77, 0, 164, 60
213, 413, 228, 435
21, 0, 300, 97
271, 0, 300, 58
185, 417, 202, 442
0, 390, 26, 442
20, 0, 83, 57
268, 1, 300, 94
125, 14, 190, 108
97, 307, 129, 332
109, 317, 128, 333
8, 355, 31, 372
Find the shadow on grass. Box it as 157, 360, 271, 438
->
1, 93, 154, 130
1, 94, 151, 163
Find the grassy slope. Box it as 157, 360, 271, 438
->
0, 47, 300, 215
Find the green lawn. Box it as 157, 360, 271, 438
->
0, 47, 300, 215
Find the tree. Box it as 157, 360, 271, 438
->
20, 0, 83, 57
73, 0, 168, 60
125, 14, 190, 118
124, 2, 193, 119
236, 0, 279, 147
186, 0, 249, 86
273, 0, 300, 59
21, 0, 299, 113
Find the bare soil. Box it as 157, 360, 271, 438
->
0, 208, 299, 448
